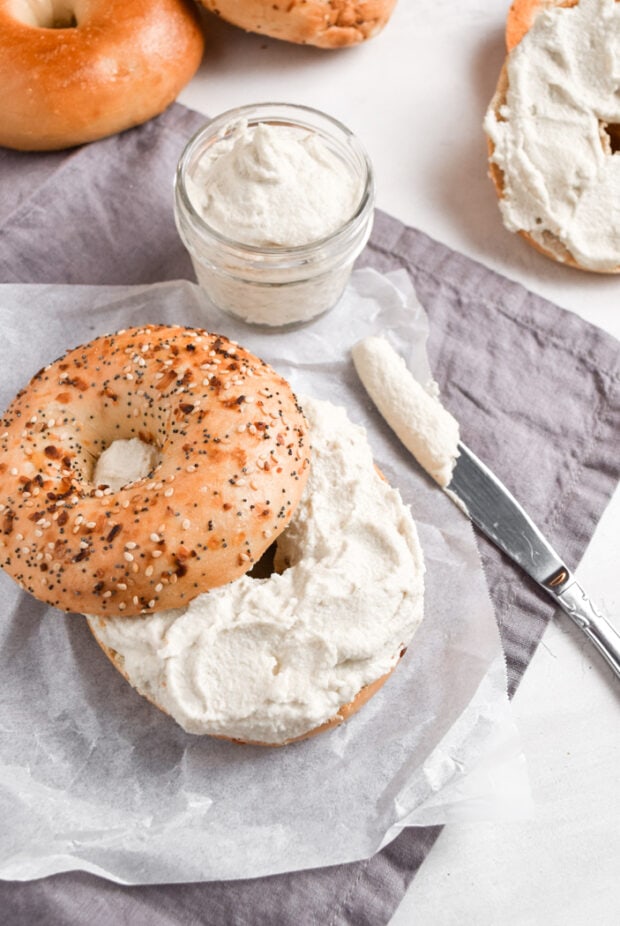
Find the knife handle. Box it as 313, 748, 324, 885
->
553, 579, 620, 680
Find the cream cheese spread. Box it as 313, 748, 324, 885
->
352, 336, 460, 487
93, 438, 161, 493
88, 397, 425, 745
484, 0, 620, 271
186, 120, 363, 248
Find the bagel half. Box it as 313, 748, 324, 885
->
485, 0, 620, 273
89, 624, 405, 747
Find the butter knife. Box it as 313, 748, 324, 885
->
449, 442, 620, 680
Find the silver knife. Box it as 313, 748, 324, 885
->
449, 441, 620, 680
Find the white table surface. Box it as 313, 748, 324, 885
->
179, 4, 620, 923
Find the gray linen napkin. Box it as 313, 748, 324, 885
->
0, 104, 618, 926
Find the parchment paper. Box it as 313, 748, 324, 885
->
0, 269, 530, 884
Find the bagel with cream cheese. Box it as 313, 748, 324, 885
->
0, 325, 310, 616
87, 396, 425, 746
0, 331, 425, 746
484, 0, 620, 273
198, 0, 398, 48
0, 0, 204, 151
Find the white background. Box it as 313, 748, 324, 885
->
179, 3, 620, 923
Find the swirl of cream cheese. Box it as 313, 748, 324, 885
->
186, 120, 363, 248
88, 397, 425, 745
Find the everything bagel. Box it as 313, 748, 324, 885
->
0, 0, 204, 150
198, 0, 398, 48
0, 325, 310, 616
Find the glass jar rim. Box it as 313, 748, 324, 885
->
174, 102, 375, 258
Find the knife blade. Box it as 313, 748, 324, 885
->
448, 441, 620, 680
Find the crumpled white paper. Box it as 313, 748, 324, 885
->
0, 269, 531, 884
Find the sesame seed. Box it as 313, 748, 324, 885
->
125, 541, 137, 549
164, 488, 174, 497
145, 565, 154, 577
155, 583, 163, 593
151, 550, 162, 558
123, 552, 134, 562
182, 519, 190, 530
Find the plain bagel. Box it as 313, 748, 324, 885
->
484, 0, 620, 273
0, 0, 205, 151
0, 325, 310, 616
198, 0, 398, 47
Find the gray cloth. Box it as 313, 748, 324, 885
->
0, 104, 618, 925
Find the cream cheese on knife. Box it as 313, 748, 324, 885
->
352, 336, 460, 487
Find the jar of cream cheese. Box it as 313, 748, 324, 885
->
174, 103, 375, 327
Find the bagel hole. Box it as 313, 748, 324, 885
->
248, 542, 278, 579
600, 121, 620, 155
9, 0, 79, 29
93, 438, 162, 494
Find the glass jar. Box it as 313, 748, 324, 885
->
174, 102, 375, 328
